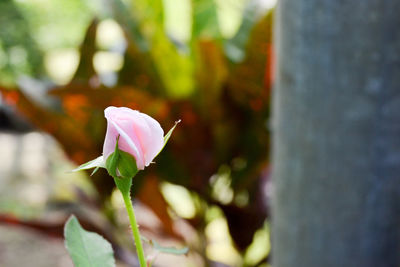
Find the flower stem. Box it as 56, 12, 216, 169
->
121, 191, 147, 267
113, 176, 146, 267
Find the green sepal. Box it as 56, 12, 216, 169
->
155, 120, 181, 158
113, 175, 132, 196
71, 156, 105, 173
105, 142, 120, 178
90, 167, 100, 176
163, 120, 181, 147
105, 135, 138, 179
117, 150, 138, 178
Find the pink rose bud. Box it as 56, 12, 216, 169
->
103, 106, 164, 170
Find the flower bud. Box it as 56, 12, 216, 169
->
103, 106, 164, 171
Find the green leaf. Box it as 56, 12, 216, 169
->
64, 215, 115, 267
142, 236, 189, 256
152, 240, 189, 255
71, 156, 105, 172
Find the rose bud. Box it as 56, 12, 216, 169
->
71, 106, 179, 178
103, 106, 164, 176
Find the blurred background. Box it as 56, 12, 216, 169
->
0, 0, 274, 266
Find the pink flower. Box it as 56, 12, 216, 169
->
102, 106, 164, 170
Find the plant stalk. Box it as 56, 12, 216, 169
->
121, 191, 147, 267
114, 176, 146, 267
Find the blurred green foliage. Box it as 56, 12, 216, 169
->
0, 0, 273, 265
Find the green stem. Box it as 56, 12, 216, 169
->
114, 176, 146, 267
122, 191, 147, 267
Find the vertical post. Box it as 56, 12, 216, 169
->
272, 1, 400, 266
